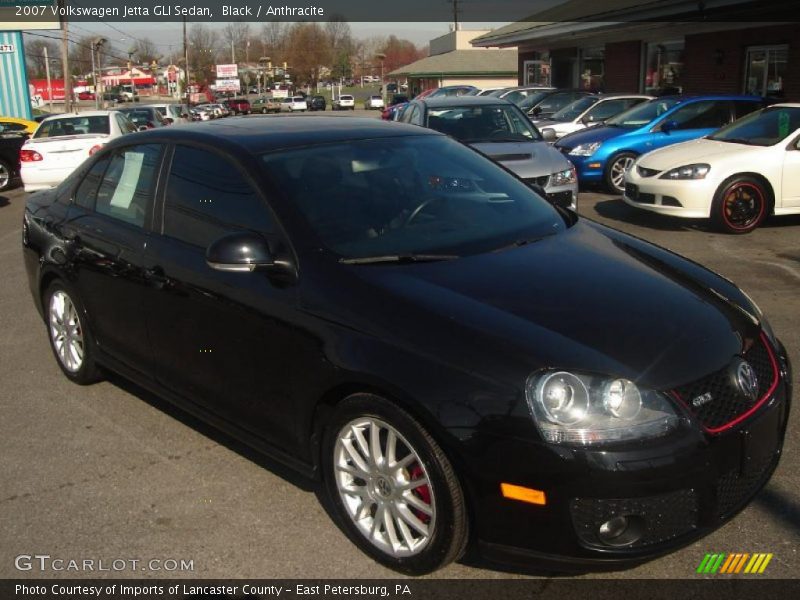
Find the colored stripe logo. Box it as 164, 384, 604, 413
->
697, 553, 773, 574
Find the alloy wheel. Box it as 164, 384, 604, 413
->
610, 155, 636, 191
333, 417, 436, 558
722, 182, 764, 230
49, 290, 84, 372
0, 161, 10, 190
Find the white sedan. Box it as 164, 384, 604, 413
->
623, 104, 800, 233
535, 94, 653, 140
21, 111, 136, 192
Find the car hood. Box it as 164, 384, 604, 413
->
556, 124, 630, 149
469, 140, 571, 178
637, 138, 764, 170
338, 221, 759, 391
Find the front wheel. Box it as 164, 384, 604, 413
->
605, 152, 637, 194
711, 176, 768, 234
44, 281, 102, 384
322, 394, 468, 575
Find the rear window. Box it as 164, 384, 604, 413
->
34, 116, 110, 138
340, 95, 354, 100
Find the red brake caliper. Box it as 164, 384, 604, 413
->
408, 465, 432, 524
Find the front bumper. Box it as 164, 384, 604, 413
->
623, 168, 718, 218
461, 344, 791, 570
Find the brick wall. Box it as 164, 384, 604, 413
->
683, 25, 800, 100
604, 41, 642, 93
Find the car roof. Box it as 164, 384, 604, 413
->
417, 96, 513, 107
111, 116, 442, 154
655, 94, 764, 102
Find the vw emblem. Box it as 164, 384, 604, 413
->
733, 359, 759, 402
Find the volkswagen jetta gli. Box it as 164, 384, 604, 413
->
22, 118, 791, 575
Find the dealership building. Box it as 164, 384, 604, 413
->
471, 0, 799, 101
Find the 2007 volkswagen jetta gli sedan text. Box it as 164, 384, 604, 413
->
22, 117, 791, 574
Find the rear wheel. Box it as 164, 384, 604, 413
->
711, 176, 768, 234
0, 159, 12, 191
43, 281, 102, 384
605, 152, 637, 194
322, 394, 468, 575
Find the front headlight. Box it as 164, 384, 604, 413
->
659, 163, 710, 180
526, 370, 680, 445
568, 142, 602, 156
550, 166, 577, 187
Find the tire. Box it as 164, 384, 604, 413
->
0, 159, 12, 192
711, 176, 768, 234
605, 152, 637, 194
322, 393, 468, 575
43, 281, 102, 384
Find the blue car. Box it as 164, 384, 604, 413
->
554, 95, 766, 193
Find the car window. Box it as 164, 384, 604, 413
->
606, 98, 681, 127
667, 100, 732, 130
73, 155, 111, 210
708, 106, 800, 146
537, 92, 586, 113
34, 116, 110, 138
586, 98, 641, 121
733, 100, 762, 120
115, 113, 136, 134
426, 104, 541, 142
0, 121, 26, 132
260, 135, 564, 260
164, 145, 274, 248
94, 144, 162, 227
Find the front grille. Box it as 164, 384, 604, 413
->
625, 183, 655, 204
674, 335, 778, 432
716, 451, 777, 519
546, 190, 574, 208
571, 489, 699, 549
524, 175, 550, 188
637, 166, 661, 177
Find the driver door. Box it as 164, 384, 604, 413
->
782, 136, 800, 208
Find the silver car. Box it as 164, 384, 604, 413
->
401, 96, 578, 210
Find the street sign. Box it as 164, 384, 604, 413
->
215, 78, 241, 92
216, 64, 238, 79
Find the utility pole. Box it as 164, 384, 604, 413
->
231, 40, 235, 64
59, 0, 71, 112
44, 46, 53, 113
183, 16, 190, 116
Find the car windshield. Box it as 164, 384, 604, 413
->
426, 104, 542, 143
517, 92, 552, 110
34, 116, 110, 138
120, 110, 154, 124
260, 135, 564, 260
605, 98, 681, 128
550, 96, 600, 122
707, 106, 800, 146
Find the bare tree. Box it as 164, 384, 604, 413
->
132, 37, 160, 66
188, 24, 219, 84
24, 38, 61, 79
260, 20, 285, 62
222, 22, 251, 63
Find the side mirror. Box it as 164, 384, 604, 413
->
164, 117, 174, 125
529, 106, 542, 116
581, 115, 594, 125
661, 119, 678, 134
206, 232, 275, 273
541, 128, 557, 142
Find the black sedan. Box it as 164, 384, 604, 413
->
21, 117, 791, 575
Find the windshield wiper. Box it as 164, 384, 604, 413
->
339, 254, 459, 265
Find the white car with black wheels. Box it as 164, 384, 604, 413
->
20, 111, 136, 192
623, 104, 800, 233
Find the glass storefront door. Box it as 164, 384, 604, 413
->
744, 46, 788, 98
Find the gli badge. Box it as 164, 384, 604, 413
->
731, 358, 759, 402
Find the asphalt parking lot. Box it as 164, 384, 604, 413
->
1, 158, 798, 579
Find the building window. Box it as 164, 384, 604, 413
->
744, 45, 788, 98
579, 46, 604, 91
523, 53, 551, 86
643, 40, 684, 95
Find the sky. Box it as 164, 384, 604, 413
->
65, 21, 511, 56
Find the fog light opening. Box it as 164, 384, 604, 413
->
597, 515, 645, 547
